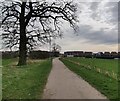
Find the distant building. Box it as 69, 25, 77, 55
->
64, 51, 119, 59
118, 52, 120, 58
64, 51, 74, 57
98, 52, 104, 56
104, 52, 110, 55
73, 51, 84, 57
84, 52, 92, 58
64, 51, 84, 57
93, 52, 104, 58
78, 51, 84, 57
111, 52, 118, 58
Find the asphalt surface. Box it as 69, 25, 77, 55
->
42, 58, 108, 99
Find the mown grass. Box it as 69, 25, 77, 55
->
66, 57, 118, 74
2, 58, 52, 99
60, 58, 119, 101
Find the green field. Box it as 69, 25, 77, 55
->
2, 58, 52, 99
60, 57, 119, 101
66, 57, 118, 73
64, 57, 119, 80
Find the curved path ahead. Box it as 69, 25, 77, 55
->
42, 58, 108, 99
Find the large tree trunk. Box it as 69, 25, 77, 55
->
17, 31, 27, 66
17, 2, 27, 66
17, 26, 27, 66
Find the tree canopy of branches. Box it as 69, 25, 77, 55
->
1, 0, 78, 66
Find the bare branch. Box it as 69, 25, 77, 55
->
2, 0, 78, 51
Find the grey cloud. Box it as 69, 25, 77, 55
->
89, 2, 101, 20
118, 2, 120, 21
89, 2, 118, 24
76, 25, 118, 45
90, 2, 100, 11
71, 2, 118, 45
106, 2, 118, 24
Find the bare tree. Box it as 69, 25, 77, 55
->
52, 43, 61, 52
1, 0, 78, 66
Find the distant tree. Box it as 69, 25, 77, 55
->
52, 43, 61, 52
51, 43, 61, 57
1, 0, 78, 65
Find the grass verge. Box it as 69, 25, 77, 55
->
60, 58, 119, 101
2, 58, 52, 99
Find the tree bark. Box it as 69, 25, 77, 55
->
17, 2, 27, 66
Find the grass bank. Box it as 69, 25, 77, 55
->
60, 58, 119, 101
2, 58, 52, 99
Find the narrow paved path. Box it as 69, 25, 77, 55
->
42, 58, 108, 99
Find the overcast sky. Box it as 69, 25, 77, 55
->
0, 0, 119, 53
37, 1, 118, 53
